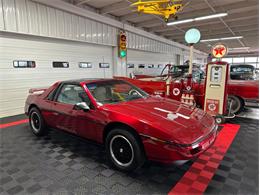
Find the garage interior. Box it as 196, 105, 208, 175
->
0, 0, 259, 194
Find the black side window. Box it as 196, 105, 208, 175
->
56, 84, 91, 105
47, 88, 57, 101
53, 62, 69, 68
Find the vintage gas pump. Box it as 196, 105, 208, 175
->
204, 44, 234, 124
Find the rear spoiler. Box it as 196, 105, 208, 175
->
29, 87, 47, 95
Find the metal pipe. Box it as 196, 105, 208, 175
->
188, 45, 194, 75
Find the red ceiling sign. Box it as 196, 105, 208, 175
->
212, 43, 228, 58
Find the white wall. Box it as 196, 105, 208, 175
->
0, 0, 118, 46
126, 49, 176, 76
0, 0, 208, 117
0, 33, 113, 117
0, 0, 207, 58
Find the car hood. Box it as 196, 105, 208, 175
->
103, 96, 215, 145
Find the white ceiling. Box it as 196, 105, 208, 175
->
65, 0, 259, 56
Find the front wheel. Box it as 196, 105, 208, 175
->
29, 107, 48, 136
228, 95, 244, 114
105, 129, 145, 172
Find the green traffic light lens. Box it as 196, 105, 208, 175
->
120, 50, 126, 57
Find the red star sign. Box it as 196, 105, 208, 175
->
214, 47, 225, 55
212, 44, 227, 58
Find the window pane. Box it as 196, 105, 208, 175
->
13, 60, 36, 68
247, 63, 257, 67
57, 84, 90, 105
233, 57, 244, 63
79, 62, 92, 68
127, 64, 134, 68
138, 64, 145, 68
148, 64, 154, 68
53, 62, 69, 68
222, 58, 232, 63
99, 63, 110, 68
245, 57, 258, 63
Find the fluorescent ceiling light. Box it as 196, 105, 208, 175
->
194, 13, 228, 21
168, 19, 193, 25
167, 12, 227, 26
201, 36, 243, 42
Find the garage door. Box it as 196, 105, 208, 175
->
126, 49, 178, 76
0, 34, 113, 117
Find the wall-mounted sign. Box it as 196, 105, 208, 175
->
211, 43, 228, 58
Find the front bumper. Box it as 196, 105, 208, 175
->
141, 125, 218, 164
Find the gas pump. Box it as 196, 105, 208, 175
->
204, 44, 234, 124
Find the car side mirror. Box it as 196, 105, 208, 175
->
74, 102, 90, 112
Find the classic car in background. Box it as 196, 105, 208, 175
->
116, 63, 259, 114
230, 64, 257, 80
25, 79, 217, 171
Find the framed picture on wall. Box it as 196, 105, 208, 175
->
99, 63, 110, 68
127, 64, 134, 68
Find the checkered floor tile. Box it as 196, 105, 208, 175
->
205, 117, 259, 195
0, 114, 258, 194
0, 119, 191, 194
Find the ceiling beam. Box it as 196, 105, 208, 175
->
76, 0, 91, 6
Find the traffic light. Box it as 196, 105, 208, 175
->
119, 31, 127, 58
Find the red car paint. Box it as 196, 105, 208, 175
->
115, 63, 259, 109
25, 79, 217, 163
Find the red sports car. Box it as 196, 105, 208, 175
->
25, 79, 218, 171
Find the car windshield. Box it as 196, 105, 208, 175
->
231, 66, 254, 73
86, 80, 149, 105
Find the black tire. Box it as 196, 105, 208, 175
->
228, 95, 244, 114
105, 128, 145, 172
29, 107, 48, 136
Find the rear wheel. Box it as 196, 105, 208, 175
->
29, 107, 48, 136
228, 95, 244, 114
105, 128, 145, 172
